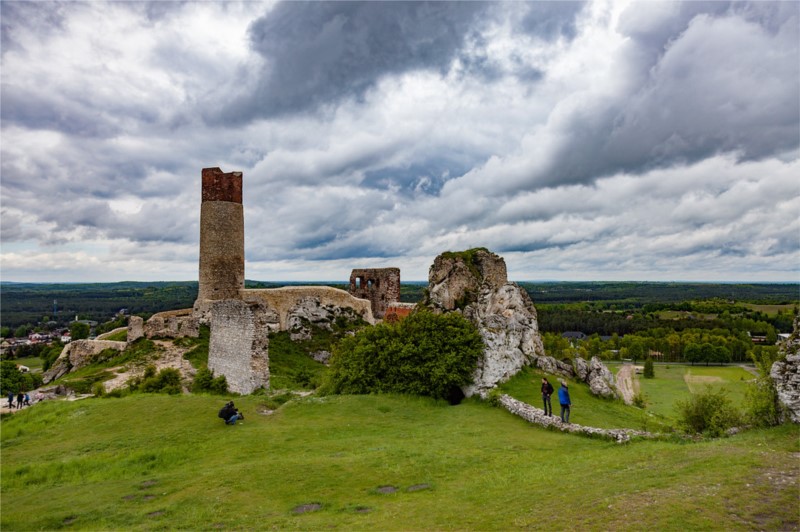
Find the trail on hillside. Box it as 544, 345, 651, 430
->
102, 339, 196, 392
616, 365, 638, 405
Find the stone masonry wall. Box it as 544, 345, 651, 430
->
209, 299, 270, 394
349, 268, 400, 319
194, 167, 245, 319
242, 286, 374, 330
144, 309, 199, 339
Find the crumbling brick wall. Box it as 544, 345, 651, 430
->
208, 299, 270, 395
348, 268, 400, 319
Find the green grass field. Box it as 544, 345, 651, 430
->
1, 392, 797, 531
636, 365, 754, 420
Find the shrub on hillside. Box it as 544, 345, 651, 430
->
320, 309, 484, 402
128, 365, 183, 395
744, 347, 783, 427
191, 366, 228, 394
676, 387, 742, 437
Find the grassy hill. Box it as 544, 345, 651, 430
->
2, 389, 798, 530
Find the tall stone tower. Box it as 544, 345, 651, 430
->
194, 167, 245, 319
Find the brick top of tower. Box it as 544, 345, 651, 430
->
202, 167, 243, 204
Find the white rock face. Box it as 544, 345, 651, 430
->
771, 315, 800, 423
426, 249, 545, 397
286, 296, 362, 341
587, 356, 617, 398
536, 355, 575, 378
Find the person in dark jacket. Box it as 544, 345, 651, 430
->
218, 401, 244, 425
541, 378, 554, 416
16, 392, 24, 409
558, 381, 571, 423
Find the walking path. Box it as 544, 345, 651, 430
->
615, 365, 638, 405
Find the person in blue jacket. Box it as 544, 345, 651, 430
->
558, 380, 571, 423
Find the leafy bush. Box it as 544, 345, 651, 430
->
128, 365, 183, 395
676, 387, 742, 437
320, 309, 483, 402
181, 325, 210, 369
191, 366, 228, 394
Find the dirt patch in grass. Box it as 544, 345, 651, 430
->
292, 503, 323, 514
407, 484, 431, 492
376, 486, 398, 494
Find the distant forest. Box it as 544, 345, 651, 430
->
1, 280, 797, 335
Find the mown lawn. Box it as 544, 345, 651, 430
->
2, 393, 797, 531
638, 365, 754, 420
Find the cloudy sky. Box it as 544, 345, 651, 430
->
1, 1, 798, 283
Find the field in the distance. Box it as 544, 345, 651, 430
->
2, 390, 798, 530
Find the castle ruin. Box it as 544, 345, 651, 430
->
348, 268, 401, 319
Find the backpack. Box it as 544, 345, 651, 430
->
218, 407, 227, 419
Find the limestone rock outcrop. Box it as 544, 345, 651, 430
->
287, 296, 365, 341
537, 355, 575, 378
424, 248, 545, 397
771, 314, 800, 423
584, 356, 618, 399
42, 340, 127, 383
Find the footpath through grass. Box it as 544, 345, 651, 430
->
2, 393, 797, 530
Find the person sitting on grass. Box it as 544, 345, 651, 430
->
218, 401, 244, 425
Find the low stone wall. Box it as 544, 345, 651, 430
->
498, 394, 654, 444
209, 299, 270, 395
144, 309, 199, 338
241, 286, 374, 331
42, 339, 127, 383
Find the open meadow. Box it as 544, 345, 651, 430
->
2, 379, 798, 531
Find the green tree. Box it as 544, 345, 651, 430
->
14, 325, 29, 338
1, 326, 11, 338
745, 346, 783, 427
321, 309, 483, 402
643, 356, 655, 379
70, 322, 91, 340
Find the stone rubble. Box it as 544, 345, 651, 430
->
498, 394, 655, 444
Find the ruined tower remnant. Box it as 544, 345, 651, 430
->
349, 268, 400, 319
194, 167, 245, 318
209, 299, 270, 394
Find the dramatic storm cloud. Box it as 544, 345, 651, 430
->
1, 0, 798, 283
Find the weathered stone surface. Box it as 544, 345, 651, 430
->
574, 356, 590, 381
536, 355, 575, 378
42, 340, 127, 383
209, 299, 270, 395
498, 394, 654, 443
127, 316, 144, 343
242, 286, 373, 331
587, 356, 617, 398
144, 309, 199, 339
349, 268, 400, 319
771, 314, 800, 423
425, 249, 545, 397
285, 296, 364, 341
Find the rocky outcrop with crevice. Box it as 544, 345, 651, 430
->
771, 314, 800, 423
424, 248, 545, 397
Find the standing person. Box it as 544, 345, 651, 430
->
558, 380, 571, 423
7, 391, 14, 409
23, 393, 31, 406
541, 378, 554, 416
16, 392, 24, 409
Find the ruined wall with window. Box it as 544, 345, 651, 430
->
348, 268, 401, 319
